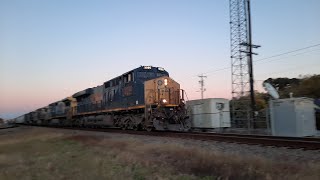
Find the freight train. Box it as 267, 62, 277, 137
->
14, 66, 191, 131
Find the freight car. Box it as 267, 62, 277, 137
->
15, 66, 191, 131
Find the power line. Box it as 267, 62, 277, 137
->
198, 67, 230, 76
196, 43, 320, 77
254, 43, 320, 63
256, 62, 320, 77
254, 48, 320, 65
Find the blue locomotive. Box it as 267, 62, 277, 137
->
18, 66, 191, 131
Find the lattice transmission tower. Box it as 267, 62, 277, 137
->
229, 0, 260, 128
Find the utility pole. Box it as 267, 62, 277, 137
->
241, 0, 261, 128
198, 74, 207, 99
246, 0, 259, 127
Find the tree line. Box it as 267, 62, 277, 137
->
233, 74, 320, 111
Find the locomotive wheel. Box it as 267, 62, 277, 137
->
145, 126, 153, 132
127, 120, 134, 130
133, 125, 138, 131
133, 124, 142, 131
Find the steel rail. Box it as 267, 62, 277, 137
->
18, 125, 320, 150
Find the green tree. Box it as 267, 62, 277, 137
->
230, 91, 268, 111
264, 75, 320, 99
263, 77, 301, 98
294, 75, 320, 98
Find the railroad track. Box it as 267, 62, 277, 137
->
19, 124, 320, 150
97, 128, 320, 150
0, 125, 19, 129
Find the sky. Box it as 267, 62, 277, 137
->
1, 0, 320, 119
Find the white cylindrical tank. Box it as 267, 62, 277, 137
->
186, 98, 231, 129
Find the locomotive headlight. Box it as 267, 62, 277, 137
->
164, 79, 168, 86
162, 99, 167, 103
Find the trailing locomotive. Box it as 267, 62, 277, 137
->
16, 66, 191, 131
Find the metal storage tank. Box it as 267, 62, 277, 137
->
186, 98, 231, 129
269, 97, 316, 137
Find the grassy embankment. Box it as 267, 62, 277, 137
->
0, 127, 319, 180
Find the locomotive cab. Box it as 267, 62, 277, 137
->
144, 76, 182, 106
144, 76, 190, 131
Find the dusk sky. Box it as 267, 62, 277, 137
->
1, 0, 320, 119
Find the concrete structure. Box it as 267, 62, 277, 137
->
186, 98, 231, 129
269, 97, 316, 137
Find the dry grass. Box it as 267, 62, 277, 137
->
71, 135, 320, 180
0, 127, 319, 180
0, 127, 196, 180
